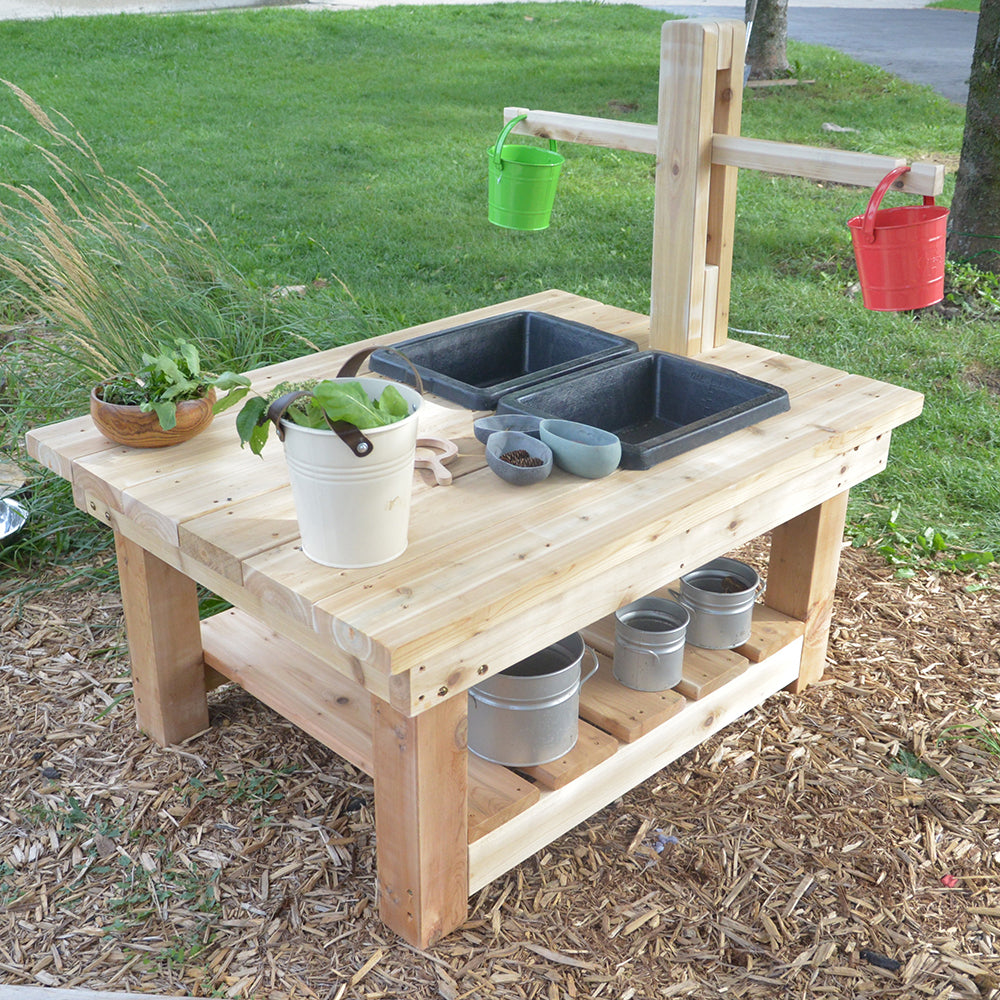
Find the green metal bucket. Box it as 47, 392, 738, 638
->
488, 114, 564, 231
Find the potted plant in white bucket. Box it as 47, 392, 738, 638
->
221, 348, 422, 569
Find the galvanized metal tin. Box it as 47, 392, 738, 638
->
613, 597, 689, 691
468, 633, 598, 767
677, 557, 759, 650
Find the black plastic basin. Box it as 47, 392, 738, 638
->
369, 311, 638, 410
497, 351, 791, 470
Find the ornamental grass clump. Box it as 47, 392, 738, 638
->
0, 80, 324, 385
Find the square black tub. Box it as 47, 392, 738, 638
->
368, 311, 638, 411
497, 351, 791, 470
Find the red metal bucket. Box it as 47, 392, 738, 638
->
848, 165, 948, 311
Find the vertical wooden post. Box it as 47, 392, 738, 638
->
705, 21, 745, 350
650, 20, 720, 355
372, 695, 468, 947
765, 492, 850, 693
114, 531, 209, 745
650, 19, 746, 356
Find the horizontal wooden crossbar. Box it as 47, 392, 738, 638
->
502, 107, 945, 196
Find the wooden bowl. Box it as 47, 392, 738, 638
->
90, 383, 217, 448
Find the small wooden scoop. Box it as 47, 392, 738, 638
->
415, 437, 458, 486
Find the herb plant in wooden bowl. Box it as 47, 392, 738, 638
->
90, 340, 250, 448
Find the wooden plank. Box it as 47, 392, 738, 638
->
711, 136, 945, 196
178, 486, 301, 584
90, 501, 395, 702
390, 431, 893, 714
24, 413, 114, 482
372, 695, 468, 947
650, 19, 720, 354
113, 530, 208, 746
468, 757, 540, 842
203, 608, 538, 843
518, 720, 619, 789
706, 20, 744, 348
579, 608, 749, 700
765, 491, 850, 692
701, 263, 720, 352
469, 638, 802, 892
201, 608, 374, 773
675, 645, 748, 701
494, 114, 944, 198
578, 652, 686, 743
735, 605, 806, 663
583, 599, 804, 669
703, 339, 849, 394
503, 105, 656, 155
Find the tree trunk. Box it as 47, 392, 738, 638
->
745, 0, 791, 81
947, 0, 1000, 273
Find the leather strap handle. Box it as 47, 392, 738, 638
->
266, 346, 423, 457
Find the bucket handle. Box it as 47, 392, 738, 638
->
860, 166, 937, 244
578, 646, 599, 691
490, 113, 559, 176
469, 645, 599, 707
266, 346, 423, 457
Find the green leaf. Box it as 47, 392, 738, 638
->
236, 395, 270, 448
145, 399, 178, 430
312, 380, 391, 429
212, 385, 250, 413
247, 421, 270, 457
176, 340, 200, 377
888, 748, 937, 779
211, 371, 252, 391
159, 379, 199, 401
150, 352, 185, 385
376, 383, 410, 421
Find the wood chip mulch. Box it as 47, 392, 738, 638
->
2, 543, 999, 999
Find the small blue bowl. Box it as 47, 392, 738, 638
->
485, 431, 553, 486
474, 414, 542, 445
539, 419, 621, 479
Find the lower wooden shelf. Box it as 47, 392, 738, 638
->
201, 603, 805, 893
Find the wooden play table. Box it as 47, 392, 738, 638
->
26, 290, 923, 947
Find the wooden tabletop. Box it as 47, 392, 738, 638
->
27, 290, 924, 717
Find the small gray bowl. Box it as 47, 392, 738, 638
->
539, 419, 621, 479
485, 431, 553, 486
474, 414, 542, 444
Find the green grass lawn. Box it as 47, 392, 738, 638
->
926, 1, 979, 11
0, 3, 996, 581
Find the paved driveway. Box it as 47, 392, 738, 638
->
652, 1, 978, 104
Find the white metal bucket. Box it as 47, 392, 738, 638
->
280, 377, 421, 568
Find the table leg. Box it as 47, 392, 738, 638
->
114, 531, 209, 746
765, 491, 849, 693
371, 695, 468, 947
